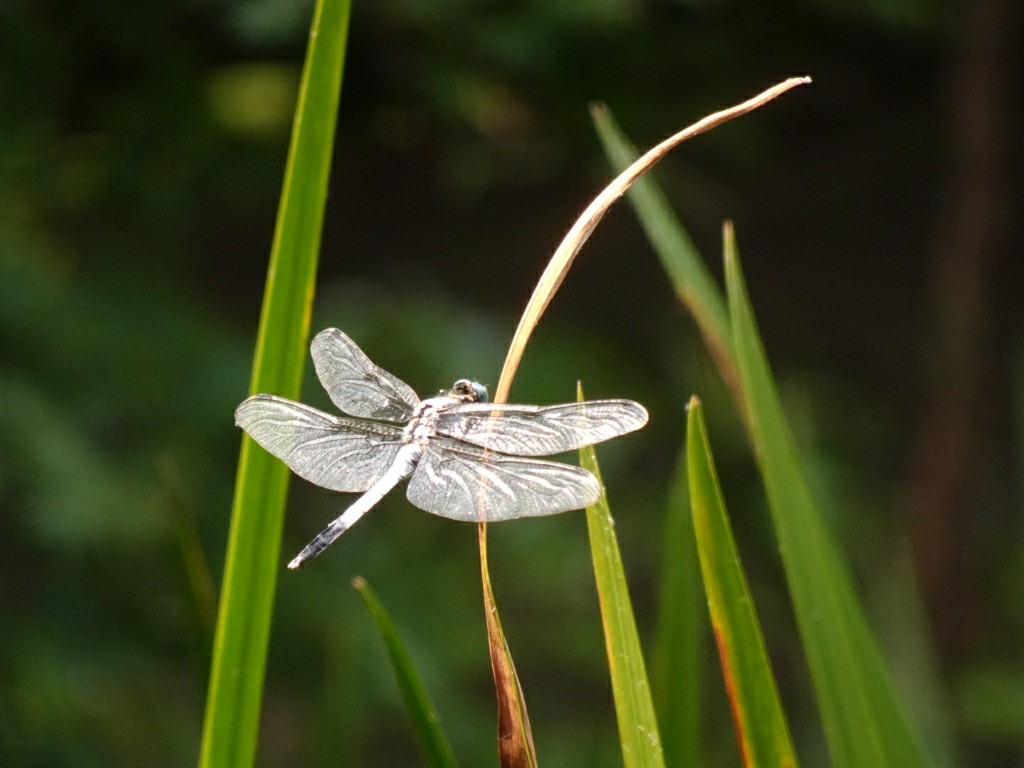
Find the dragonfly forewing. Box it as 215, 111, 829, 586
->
235, 394, 405, 492
406, 437, 601, 522
434, 400, 648, 456
311, 328, 420, 422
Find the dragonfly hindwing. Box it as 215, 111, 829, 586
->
406, 438, 601, 522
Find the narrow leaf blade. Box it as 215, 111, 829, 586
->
592, 105, 738, 393
198, 2, 352, 766
650, 444, 705, 768
724, 228, 928, 767
353, 578, 459, 768
579, 386, 665, 768
687, 397, 798, 767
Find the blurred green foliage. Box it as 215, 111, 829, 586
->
2, 0, 1022, 766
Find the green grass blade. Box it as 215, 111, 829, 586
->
650, 443, 704, 768
198, 2, 352, 766
579, 386, 665, 768
724, 227, 928, 767
591, 106, 738, 390
687, 396, 798, 768
352, 578, 460, 768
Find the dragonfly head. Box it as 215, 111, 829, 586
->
450, 379, 489, 403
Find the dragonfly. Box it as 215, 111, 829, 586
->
235, 328, 648, 569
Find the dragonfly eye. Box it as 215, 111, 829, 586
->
452, 379, 488, 403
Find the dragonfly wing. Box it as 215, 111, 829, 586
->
434, 400, 648, 456
406, 438, 600, 522
236, 394, 404, 492
311, 328, 419, 422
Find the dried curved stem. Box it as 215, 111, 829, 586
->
494, 76, 811, 404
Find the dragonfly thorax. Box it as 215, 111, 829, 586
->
402, 395, 458, 445
405, 380, 485, 445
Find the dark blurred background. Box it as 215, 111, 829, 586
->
2, 1, 1022, 766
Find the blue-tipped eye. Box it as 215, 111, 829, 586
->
452, 378, 488, 403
